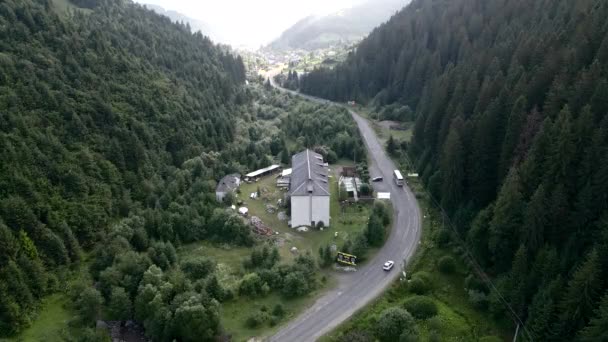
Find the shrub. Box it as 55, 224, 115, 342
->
181, 257, 216, 280
464, 273, 486, 292
434, 228, 451, 247
403, 296, 438, 319
408, 277, 429, 295
479, 337, 502, 342
467, 289, 489, 310
272, 304, 285, 317
437, 255, 456, 274
374, 307, 416, 342
245, 311, 270, 328
427, 316, 442, 332
339, 330, 373, 342
409, 272, 432, 294
239, 273, 268, 297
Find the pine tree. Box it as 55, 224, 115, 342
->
506, 245, 528, 318
551, 249, 602, 340
386, 135, 397, 156
525, 276, 563, 341
366, 214, 385, 247
578, 291, 608, 341
440, 128, 465, 212
521, 184, 548, 255
488, 169, 524, 272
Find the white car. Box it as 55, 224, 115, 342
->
383, 260, 395, 271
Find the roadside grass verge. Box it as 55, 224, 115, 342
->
220, 278, 336, 342
321, 187, 510, 341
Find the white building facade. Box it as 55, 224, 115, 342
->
290, 150, 330, 227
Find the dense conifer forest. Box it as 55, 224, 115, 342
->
302, 0, 608, 340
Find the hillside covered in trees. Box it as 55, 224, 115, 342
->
0, 0, 250, 338
301, 0, 608, 340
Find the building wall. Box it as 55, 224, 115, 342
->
291, 195, 330, 227
291, 196, 311, 227
311, 196, 330, 227
216, 191, 226, 202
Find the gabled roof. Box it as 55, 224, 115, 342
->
290, 149, 329, 197
216, 174, 240, 193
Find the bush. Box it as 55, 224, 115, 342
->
408, 277, 428, 295
239, 273, 269, 297
409, 272, 432, 294
479, 337, 502, 342
437, 255, 456, 274
467, 289, 489, 310
339, 330, 373, 342
245, 311, 270, 328
272, 304, 285, 317
403, 296, 438, 319
181, 257, 216, 280
374, 307, 416, 342
360, 183, 371, 196
433, 228, 451, 247
464, 274, 486, 292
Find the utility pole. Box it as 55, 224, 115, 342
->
512, 324, 520, 342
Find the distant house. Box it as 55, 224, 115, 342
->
289, 150, 330, 227
216, 174, 241, 202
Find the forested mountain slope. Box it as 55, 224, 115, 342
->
302, 0, 608, 340
268, 0, 408, 51
0, 0, 248, 337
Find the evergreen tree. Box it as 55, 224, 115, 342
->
440, 127, 465, 212
488, 169, 524, 272
578, 291, 608, 341
551, 249, 602, 340
366, 214, 385, 247
386, 135, 397, 156
108, 287, 132, 321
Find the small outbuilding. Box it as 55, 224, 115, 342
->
244, 165, 281, 182
216, 174, 241, 202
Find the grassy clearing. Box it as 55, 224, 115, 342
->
7, 294, 73, 342
7, 257, 95, 342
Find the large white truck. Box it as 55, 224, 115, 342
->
393, 170, 404, 187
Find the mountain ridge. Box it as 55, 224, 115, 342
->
268, 0, 409, 51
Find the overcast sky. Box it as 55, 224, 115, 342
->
134, 0, 365, 48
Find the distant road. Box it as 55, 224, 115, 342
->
267, 77, 423, 342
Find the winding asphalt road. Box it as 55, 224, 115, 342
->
267, 78, 422, 342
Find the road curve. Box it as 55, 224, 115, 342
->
267, 79, 422, 342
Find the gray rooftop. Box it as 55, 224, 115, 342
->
290, 149, 330, 197
216, 174, 240, 193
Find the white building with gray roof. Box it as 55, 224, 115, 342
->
289, 149, 330, 227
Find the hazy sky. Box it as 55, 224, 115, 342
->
134, 0, 365, 48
